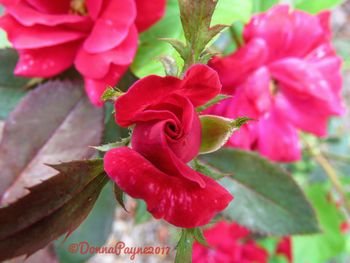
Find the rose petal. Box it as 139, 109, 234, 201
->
25, 0, 70, 14
104, 147, 233, 228
209, 38, 268, 93
257, 109, 301, 162
76, 25, 137, 79
244, 5, 324, 60
134, 0, 166, 32
180, 64, 222, 107
0, 14, 86, 49
14, 41, 81, 78
6, 2, 92, 28
83, 64, 128, 106
86, 0, 104, 20
274, 92, 330, 137
83, 0, 136, 53
132, 105, 204, 187
115, 75, 182, 126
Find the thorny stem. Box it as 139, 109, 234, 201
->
303, 139, 350, 221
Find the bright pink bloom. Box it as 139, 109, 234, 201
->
104, 65, 233, 228
192, 221, 268, 263
276, 237, 293, 262
0, 0, 165, 106
207, 5, 344, 162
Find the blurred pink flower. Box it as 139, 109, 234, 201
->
0, 0, 165, 106
192, 221, 268, 263
207, 5, 345, 162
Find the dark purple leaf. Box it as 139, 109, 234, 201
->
0, 80, 104, 203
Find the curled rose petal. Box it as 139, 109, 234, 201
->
104, 147, 233, 228
134, 0, 166, 32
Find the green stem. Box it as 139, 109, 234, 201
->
304, 140, 350, 221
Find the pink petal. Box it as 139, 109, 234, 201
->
274, 92, 330, 137
86, 0, 104, 20
83, 0, 136, 53
257, 109, 301, 162
14, 41, 81, 78
104, 147, 233, 228
25, 0, 70, 14
209, 38, 268, 93
5, 2, 92, 28
269, 58, 334, 103
84, 64, 128, 107
75, 26, 137, 79
0, 14, 86, 49
244, 5, 324, 59
134, 0, 166, 32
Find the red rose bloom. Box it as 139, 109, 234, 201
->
207, 5, 344, 162
0, 0, 165, 106
276, 237, 293, 262
104, 65, 233, 228
192, 221, 268, 263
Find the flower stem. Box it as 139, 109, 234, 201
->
304, 139, 350, 220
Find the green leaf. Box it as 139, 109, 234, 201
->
93, 137, 130, 152
55, 182, 116, 263
196, 94, 231, 112
0, 160, 109, 261
294, 0, 343, 13
178, 0, 227, 67
101, 87, 124, 102
113, 183, 128, 212
192, 228, 209, 247
0, 80, 104, 202
292, 184, 346, 263
131, 0, 184, 78
200, 148, 320, 235
212, 0, 253, 25
175, 229, 195, 263
252, 0, 279, 13
0, 49, 30, 119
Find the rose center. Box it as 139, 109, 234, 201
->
70, 0, 87, 15
269, 80, 279, 96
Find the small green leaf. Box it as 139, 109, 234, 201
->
161, 38, 188, 61
294, 0, 343, 13
113, 183, 128, 212
196, 94, 231, 112
178, 0, 228, 68
192, 228, 209, 247
200, 148, 320, 235
93, 137, 130, 152
193, 159, 230, 180
157, 55, 179, 76
175, 229, 195, 263
101, 87, 124, 102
